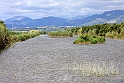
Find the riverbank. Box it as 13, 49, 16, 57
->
0, 35, 124, 83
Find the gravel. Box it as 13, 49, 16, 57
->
0, 35, 124, 83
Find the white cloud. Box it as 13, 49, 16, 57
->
0, 0, 124, 20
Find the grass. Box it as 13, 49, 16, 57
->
62, 61, 119, 77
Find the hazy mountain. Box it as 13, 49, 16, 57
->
4, 10, 124, 28
5, 16, 69, 28
69, 15, 90, 20
5, 16, 33, 28
31, 16, 69, 26
80, 10, 124, 25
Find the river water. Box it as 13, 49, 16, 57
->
0, 35, 124, 83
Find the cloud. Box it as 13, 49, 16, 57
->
0, 0, 124, 20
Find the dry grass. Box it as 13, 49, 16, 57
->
62, 61, 119, 77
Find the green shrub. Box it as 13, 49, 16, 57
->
73, 37, 85, 44
90, 38, 97, 44
10, 35, 18, 43
99, 36, 105, 43
79, 34, 89, 41
74, 34, 105, 44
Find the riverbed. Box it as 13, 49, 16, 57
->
0, 35, 124, 83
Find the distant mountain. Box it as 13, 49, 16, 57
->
69, 15, 90, 20
5, 16, 69, 28
80, 10, 124, 25
4, 10, 124, 28
31, 16, 69, 26
5, 16, 33, 28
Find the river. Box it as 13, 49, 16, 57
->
0, 35, 124, 83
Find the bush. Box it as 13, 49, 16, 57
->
90, 38, 97, 44
73, 37, 85, 44
74, 34, 105, 44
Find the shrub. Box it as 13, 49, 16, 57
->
90, 38, 97, 44
73, 37, 85, 44
74, 34, 105, 44
98, 36, 105, 43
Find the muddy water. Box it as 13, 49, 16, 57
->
0, 35, 124, 83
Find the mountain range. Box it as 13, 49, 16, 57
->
4, 10, 124, 28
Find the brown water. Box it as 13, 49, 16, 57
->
0, 35, 124, 83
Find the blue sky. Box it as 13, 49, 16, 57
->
0, 0, 124, 20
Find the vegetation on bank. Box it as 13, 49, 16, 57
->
72, 22, 124, 44
80, 23, 124, 39
10, 30, 41, 43
47, 22, 124, 44
0, 20, 10, 51
0, 20, 42, 52
48, 30, 73, 38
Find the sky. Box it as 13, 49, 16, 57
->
0, 0, 124, 20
